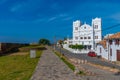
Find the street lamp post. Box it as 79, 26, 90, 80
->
60, 44, 64, 58
54, 36, 56, 50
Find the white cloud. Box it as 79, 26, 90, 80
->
59, 13, 68, 17
110, 13, 120, 21
47, 14, 71, 22
33, 13, 70, 23
28, 17, 57, 23
50, 3, 61, 10
10, 3, 24, 12
62, 17, 73, 21
32, 18, 46, 23
48, 17, 57, 22
0, 0, 7, 5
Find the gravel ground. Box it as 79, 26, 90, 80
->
55, 47, 120, 70
55, 47, 120, 80
80, 64, 120, 80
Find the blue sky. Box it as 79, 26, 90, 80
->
0, 0, 120, 43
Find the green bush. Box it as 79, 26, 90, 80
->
69, 44, 84, 50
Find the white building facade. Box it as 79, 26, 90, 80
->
96, 40, 108, 60
72, 17, 102, 50
96, 32, 120, 61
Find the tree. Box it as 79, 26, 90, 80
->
39, 38, 50, 45
58, 40, 63, 48
58, 40, 63, 45
64, 37, 67, 40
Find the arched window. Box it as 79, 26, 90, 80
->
95, 25, 98, 29
109, 40, 112, 45
75, 27, 78, 30
88, 36, 91, 39
80, 37, 83, 39
75, 37, 78, 40
110, 48, 112, 56
115, 39, 119, 45
84, 37, 87, 39
100, 48, 102, 53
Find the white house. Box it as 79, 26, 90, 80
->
96, 40, 108, 60
63, 39, 76, 53
72, 17, 102, 50
97, 32, 120, 61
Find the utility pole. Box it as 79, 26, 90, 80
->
93, 24, 95, 50
54, 36, 56, 50
108, 35, 110, 61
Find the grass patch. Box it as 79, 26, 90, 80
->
20, 45, 41, 48
54, 51, 75, 71
78, 71, 86, 75
53, 49, 85, 75
19, 45, 46, 52
61, 57, 75, 71
0, 49, 43, 80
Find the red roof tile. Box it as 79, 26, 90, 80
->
98, 40, 106, 48
107, 32, 120, 39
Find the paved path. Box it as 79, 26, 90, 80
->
31, 47, 82, 80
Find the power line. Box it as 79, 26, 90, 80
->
54, 23, 120, 39
73, 23, 120, 36
102, 23, 120, 32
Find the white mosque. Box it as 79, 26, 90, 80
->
64, 17, 102, 52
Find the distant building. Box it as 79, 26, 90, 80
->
72, 17, 102, 50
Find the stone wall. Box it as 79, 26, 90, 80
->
0, 43, 29, 54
